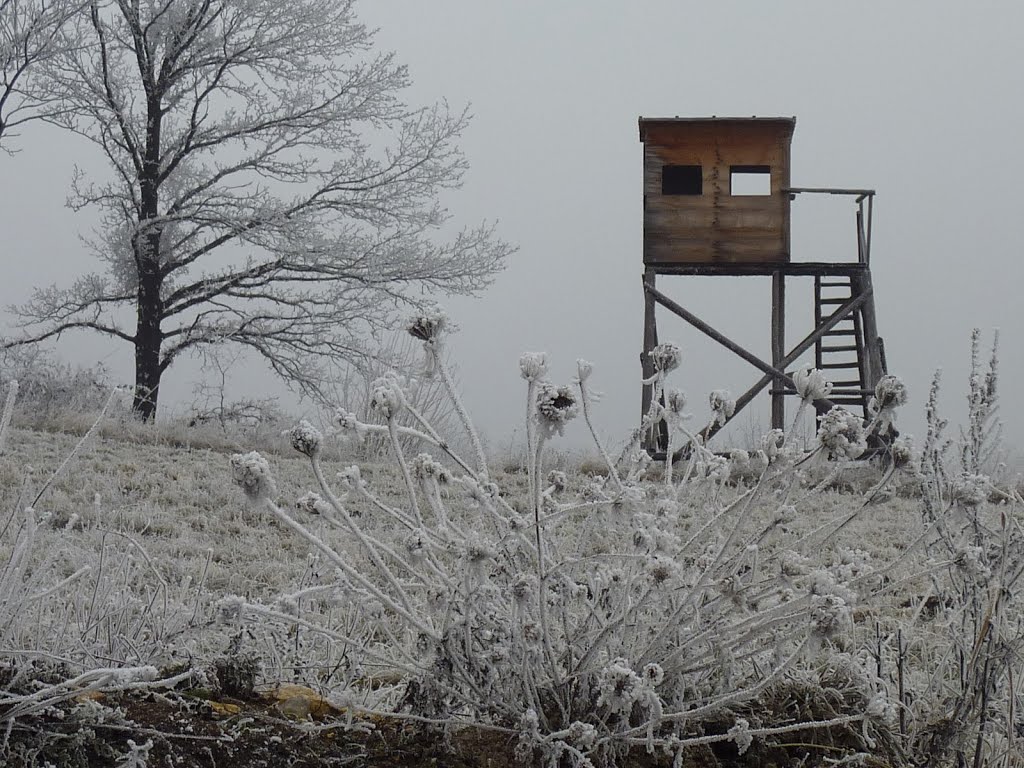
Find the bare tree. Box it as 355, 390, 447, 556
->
0, 0, 85, 143
3, 0, 510, 419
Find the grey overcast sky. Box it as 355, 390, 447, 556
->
3, 1, 1023, 457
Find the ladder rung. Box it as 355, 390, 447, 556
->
823, 330, 857, 337
818, 280, 851, 288
830, 388, 874, 396
818, 297, 853, 305
819, 362, 860, 370
819, 344, 859, 353
829, 379, 864, 387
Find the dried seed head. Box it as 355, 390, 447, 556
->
817, 406, 867, 459
576, 358, 594, 383
411, 453, 451, 484
536, 383, 578, 437
369, 375, 404, 418
708, 389, 736, 426
406, 305, 448, 342
649, 342, 682, 374
793, 365, 833, 402
952, 473, 990, 506
295, 491, 329, 515
287, 420, 323, 458
519, 352, 548, 382
810, 593, 852, 639
761, 428, 785, 460
890, 435, 915, 469
230, 451, 276, 501
873, 374, 908, 409
665, 388, 687, 415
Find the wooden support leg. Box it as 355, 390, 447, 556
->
641, 271, 659, 451
851, 269, 884, 393
771, 270, 786, 430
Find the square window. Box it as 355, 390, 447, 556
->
730, 165, 771, 195
662, 165, 702, 195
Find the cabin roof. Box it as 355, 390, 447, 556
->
638, 116, 796, 143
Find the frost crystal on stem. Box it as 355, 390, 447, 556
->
728, 718, 754, 756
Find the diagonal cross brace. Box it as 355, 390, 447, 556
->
642, 279, 873, 442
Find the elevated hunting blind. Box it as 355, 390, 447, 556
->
639, 116, 888, 453
641, 117, 794, 265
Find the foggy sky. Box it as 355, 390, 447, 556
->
3, 1, 1022, 462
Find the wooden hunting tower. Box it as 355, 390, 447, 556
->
639, 116, 887, 450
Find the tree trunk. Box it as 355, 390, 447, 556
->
133, 92, 164, 421
133, 259, 163, 420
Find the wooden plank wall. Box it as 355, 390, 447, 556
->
642, 121, 793, 265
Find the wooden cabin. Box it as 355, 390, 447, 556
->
639, 117, 795, 265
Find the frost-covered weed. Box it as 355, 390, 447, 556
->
3, 316, 1019, 766
224, 310, 926, 766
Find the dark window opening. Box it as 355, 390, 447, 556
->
730, 165, 771, 196
662, 165, 702, 195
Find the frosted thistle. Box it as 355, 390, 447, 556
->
817, 407, 867, 459
369, 375, 404, 418
566, 721, 599, 750
953, 544, 991, 581
761, 428, 785, 461
295, 491, 330, 515
464, 543, 497, 576
214, 595, 246, 624
518, 352, 548, 382
872, 374, 908, 410
649, 342, 682, 374
890, 435, 915, 469
230, 451, 276, 501
404, 530, 429, 564
868, 374, 908, 432
642, 662, 665, 686
406, 305, 448, 342
333, 408, 368, 442
810, 593, 853, 639
665, 388, 688, 416
596, 658, 643, 716
286, 420, 323, 458
952, 472, 989, 506
792, 365, 833, 402
547, 469, 568, 492
576, 358, 594, 384
510, 573, 536, 606
647, 556, 679, 586
708, 389, 736, 427
536, 383, 579, 437
411, 453, 452, 484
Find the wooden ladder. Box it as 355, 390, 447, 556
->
813, 275, 873, 418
